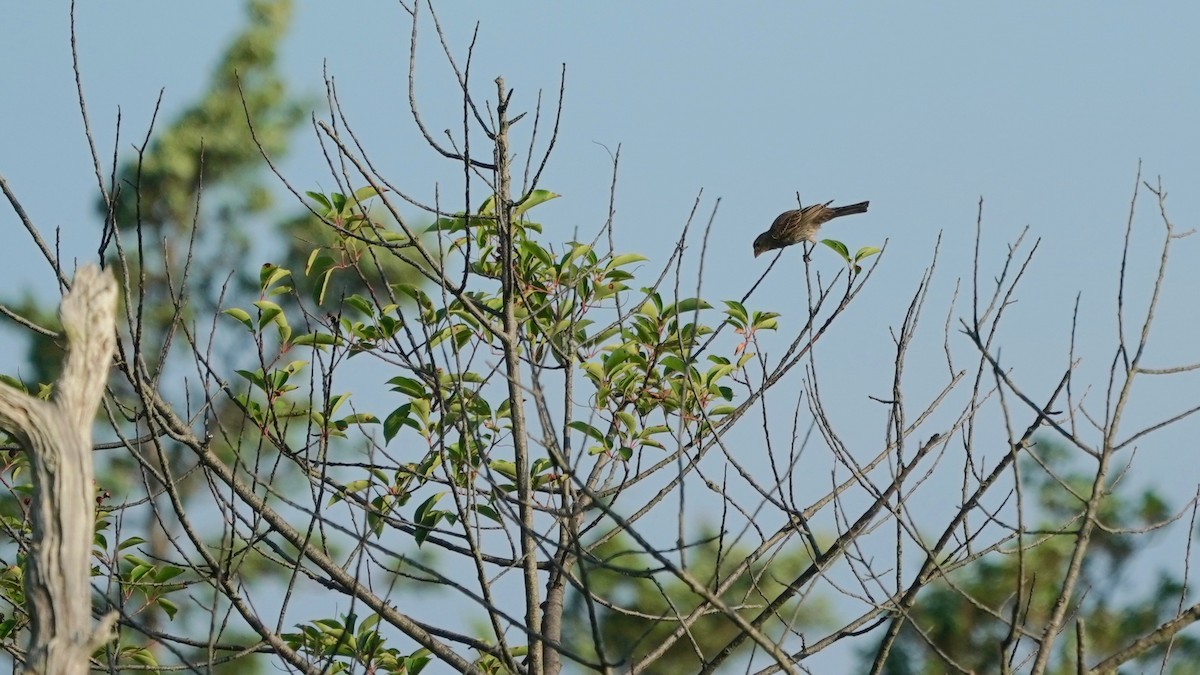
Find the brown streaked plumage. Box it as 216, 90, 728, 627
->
753, 200, 870, 258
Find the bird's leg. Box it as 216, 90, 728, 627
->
803, 243, 812, 263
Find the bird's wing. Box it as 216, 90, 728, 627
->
803, 200, 837, 226
767, 210, 796, 238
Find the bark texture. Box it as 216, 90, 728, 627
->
0, 265, 119, 674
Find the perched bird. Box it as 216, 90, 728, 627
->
753, 200, 870, 258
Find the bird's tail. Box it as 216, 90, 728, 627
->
830, 201, 870, 218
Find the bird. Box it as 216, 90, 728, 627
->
753, 200, 870, 258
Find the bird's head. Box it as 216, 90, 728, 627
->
752, 232, 774, 258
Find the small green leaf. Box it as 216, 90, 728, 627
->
752, 312, 779, 331
259, 263, 291, 292
353, 185, 381, 202
660, 355, 688, 374
665, 298, 712, 317
383, 405, 414, 443
330, 481, 371, 508
127, 647, 159, 667
474, 504, 501, 523
222, 308, 254, 331
561, 243, 592, 267
413, 492, 446, 547
154, 565, 186, 582
253, 300, 283, 328
519, 240, 554, 267
339, 413, 378, 427
581, 361, 605, 382
722, 300, 748, 326
307, 191, 332, 210
514, 189, 560, 216
235, 369, 267, 390
489, 460, 519, 480
567, 421, 605, 443
606, 253, 648, 271
118, 536, 147, 551
821, 239, 850, 261
345, 295, 374, 317
639, 298, 660, 321
293, 332, 341, 347
387, 376, 427, 398
854, 245, 882, 262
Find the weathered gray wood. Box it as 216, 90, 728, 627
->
0, 265, 119, 674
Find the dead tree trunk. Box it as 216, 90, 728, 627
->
0, 265, 118, 674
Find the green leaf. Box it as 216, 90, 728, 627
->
821, 239, 850, 261
722, 300, 748, 326
222, 307, 254, 331
639, 297, 661, 321
581, 361, 605, 383
345, 295, 374, 317
235, 369, 267, 390
118, 536, 147, 551
253, 300, 283, 327
665, 298, 712, 317
429, 324, 473, 350
519, 240, 554, 268
331, 191, 347, 214
426, 216, 465, 234
752, 313, 779, 331
638, 425, 671, 439
0, 374, 27, 394
339, 413, 378, 427
660, 355, 688, 375
567, 420, 605, 443
154, 565, 186, 582
259, 263, 291, 292
305, 250, 337, 305
330, 480, 371, 508
128, 564, 154, 583
358, 613, 381, 634
489, 459, 519, 480
854, 245, 882, 262
274, 315, 292, 344
705, 364, 735, 385
603, 347, 631, 376
605, 253, 648, 271
387, 376, 427, 398
307, 191, 332, 210
293, 332, 341, 347
413, 492, 446, 547
514, 189, 560, 216
405, 650, 433, 674
561, 243, 592, 267
474, 504, 501, 523
353, 185, 381, 202
127, 647, 159, 667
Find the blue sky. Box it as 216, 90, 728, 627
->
3, 3, 1200, 671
